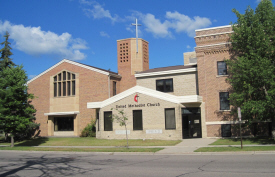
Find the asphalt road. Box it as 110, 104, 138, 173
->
1, 151, 275, 177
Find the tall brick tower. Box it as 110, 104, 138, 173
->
117, 38, 149, 92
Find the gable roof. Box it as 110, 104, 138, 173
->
87, 85, 202, 109
27, 59, 121, 84
135, 64, 197, 78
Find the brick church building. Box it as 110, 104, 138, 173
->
27, 25, 271, 139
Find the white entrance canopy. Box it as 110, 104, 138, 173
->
87, 86, 202, 109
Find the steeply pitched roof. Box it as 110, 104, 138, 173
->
27, 59, 121, 85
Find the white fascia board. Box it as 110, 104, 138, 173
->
195, 42, 231, 49
178, 95, 203, 103
135, 68, 197, 78
27, 59, 118, 85
195, 25, 232, 32
87, 86, 202, 109
87, 102, 103, 109
44, 111, 80, 116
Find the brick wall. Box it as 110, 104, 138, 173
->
28, 62, 112, 136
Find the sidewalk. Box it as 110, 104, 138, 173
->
156, 138, 216, 154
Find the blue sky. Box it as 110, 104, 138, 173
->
0, 0, 267, 79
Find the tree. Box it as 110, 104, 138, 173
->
0, 31, 15, 71
110, 108, 129, 148
0, 33, 39, 147
226, 0, 275, 137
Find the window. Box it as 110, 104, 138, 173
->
220, 92, 230, 110
165, 108, 176, 129
156, 79, 173, 92
217, 61, 227, 75
221, 124, 231, 137
53, 71, 76, 97
104, 111, 113, 131
113, 81, 116, 96
96, 110, 100, 131
133, 110, 143, 130
54, 117, 74, 131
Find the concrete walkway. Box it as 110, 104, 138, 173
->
157, 138, 216, 154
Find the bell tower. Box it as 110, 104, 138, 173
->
117, 38, 149, 92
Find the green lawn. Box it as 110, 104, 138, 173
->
0, 146, 163, 152
210, 137, 275, 145
0, 137, 181, 147
195, 146, 275, 152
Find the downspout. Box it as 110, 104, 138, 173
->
108, 74, 110, 98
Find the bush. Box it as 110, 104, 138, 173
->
80, 120, 96, 137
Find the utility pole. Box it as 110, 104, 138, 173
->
131, 18, 141, 53
238, 107, 243, 149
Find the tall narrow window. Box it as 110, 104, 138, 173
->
67, 81, 71, 96
133, 110, 143, 130
58, 82, 61, 96
63, 71, 66, 80
53, 71, 76, 97
104, 111, 112, 131
113, 81, 116, 96
217, 61, 227, 75
58, 73, 61, 81
97, 110, 100, 131
220, 92, 230, 110
165, 108, 176, 129
54, 83, 57, 97
72, 81, 75, 96
63, 82, 66, 96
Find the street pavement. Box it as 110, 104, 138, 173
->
1, 151, 275, 177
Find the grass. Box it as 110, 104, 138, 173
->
210, 137, 275, 145
0, 137, 181, 147
0, 146, 163, 152
195, 146, 275, 152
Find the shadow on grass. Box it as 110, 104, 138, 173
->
16, 137, 49, 146
227, 137, 275, 144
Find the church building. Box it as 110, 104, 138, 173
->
27, 25, 271, 139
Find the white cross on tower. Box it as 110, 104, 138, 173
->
131, 18, 141, 53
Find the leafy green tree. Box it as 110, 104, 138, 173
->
0, 32, 39, 147
0, 31, 15, 71
227, 0, 275, 137
110, 108, 129, 148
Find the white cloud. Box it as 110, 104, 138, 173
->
131, 11, 211, 38
82, 2, 119, 23
142, 14, 172, 38
0, 21, 88, 60
100, 31, 110, 38
256, 0, 262, 3
166, 11, 212, 37
186, 45, 191, 49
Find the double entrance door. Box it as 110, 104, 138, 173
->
182, 108, 202, 139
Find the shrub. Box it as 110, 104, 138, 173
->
80, 120, 96, 137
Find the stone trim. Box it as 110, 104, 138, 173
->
44, 111, 80, 116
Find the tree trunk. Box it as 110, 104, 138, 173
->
125, 125, 129, 149
4, 133, 8, 142
11, 135, 14, 147
272, 117, 275, 139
